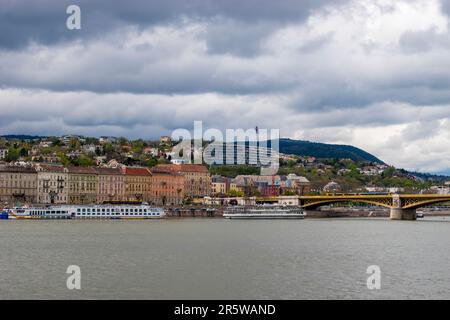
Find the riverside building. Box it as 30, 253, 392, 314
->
35, 164, 69, 204
0, 165, 37, 205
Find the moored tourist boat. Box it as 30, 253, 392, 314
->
5, 204, 165, 220
69, 204, 165, 219
7, 206, 74, 219
223, 205, 305, 219
0, 210, 8, 220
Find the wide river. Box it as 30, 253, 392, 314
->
1, 217, 449, 299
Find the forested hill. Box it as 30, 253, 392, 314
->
279, 138, 383, 163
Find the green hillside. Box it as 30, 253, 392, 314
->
279, 139, 383, 163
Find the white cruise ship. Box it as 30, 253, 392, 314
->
6, 204, 165, 220
223, 205, 305, 219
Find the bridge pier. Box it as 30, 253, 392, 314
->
390, 208, 416, 221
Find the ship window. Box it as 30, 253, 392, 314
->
77, 208, 80, 212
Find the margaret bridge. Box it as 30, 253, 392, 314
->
296, 194, 450, 220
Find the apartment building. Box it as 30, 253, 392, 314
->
35, 164, 69, 204
211, 175, 228, 196
0, 148, 8, 160
152, 164, 211, 200
67, 166, 98, 204
122, 167, 152, 202
150, 165, 184, 205
0, 165, 37, 204
95, 167, 125, 203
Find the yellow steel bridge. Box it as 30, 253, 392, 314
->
298, 194, 450, 220
255, 194, 450, 220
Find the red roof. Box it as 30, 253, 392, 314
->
0, 165, 36, 173
68, 166, 98, 174
95, 167, 122, 175
152, 164, 209, 173
151, 166, 181, 175
122, 167, 152, 176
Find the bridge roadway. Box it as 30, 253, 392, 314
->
298, 194, 450, 220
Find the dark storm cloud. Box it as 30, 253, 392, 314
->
204, 19, 277, 57
0, 0, 344, 49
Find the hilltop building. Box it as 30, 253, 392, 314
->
323, 181, 341, 193
203, 141, 278, 167
0, 148, 8, 160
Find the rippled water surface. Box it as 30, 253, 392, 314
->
1, 217, 449, 299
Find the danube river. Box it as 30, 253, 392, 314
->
1, 217, 450, 299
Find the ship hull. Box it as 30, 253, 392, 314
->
224, 213, 305, 219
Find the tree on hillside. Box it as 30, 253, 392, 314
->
19, 147, 28, 157
5, 148, 19, 161
69, 138, 81, 151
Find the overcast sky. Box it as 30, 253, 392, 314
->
2, 0, 450, 173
